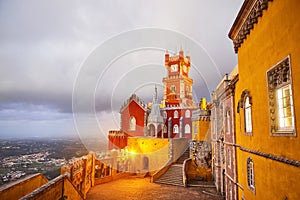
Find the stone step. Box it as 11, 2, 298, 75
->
176, 148, 190, 164
157, 178, 182, 183
154, 164, 184, 187
154, 180, 183, 187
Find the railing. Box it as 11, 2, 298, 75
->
0, 173, 48, 200
151, 158, 173, 183
183, 158, 192, 187
94, 154, 132, 185
20, 173, 84, 200
151, 138, 189, 183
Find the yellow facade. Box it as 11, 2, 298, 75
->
230, 0, 300, 199
192, 99, 211, 142
192, 119, 210, 141
127, 137, 170, 173
0, 173, 48, 200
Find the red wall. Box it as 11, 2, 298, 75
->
120, 100, 146, 137
108, 135, 128, 150
163, 108, 195, 139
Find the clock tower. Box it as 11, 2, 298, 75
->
163, 49, 194, 107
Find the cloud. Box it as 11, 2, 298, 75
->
0, 0, 243, 137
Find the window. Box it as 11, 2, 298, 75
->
163, 125, 167, 133
129, 117, 136, 131
277, 85, 294, 129
225, 109, 231, 133
267, 57, 295, 135
194, 124, 198, 135
247, 157, 255, 191
185, 110, 190, 118
163, 111, 167, 118
240, 90, 253, 135
174, 110, 178, 118
185, 124, 191, 134
244, 97, 252, 133
173, 124, 179, 134
227, 148, 231, 168
170, 85, 176, 93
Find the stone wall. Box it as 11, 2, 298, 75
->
127, 137, 170, 174
60, 152, 95, 199
0, 173, 48, 200
20, 173, 83, 200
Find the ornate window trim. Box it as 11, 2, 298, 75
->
267, 56, 296, 136
247, 157, 255, 193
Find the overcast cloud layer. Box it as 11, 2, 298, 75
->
0, 0, 243, 139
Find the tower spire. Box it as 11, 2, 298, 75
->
153, 85, 158, 104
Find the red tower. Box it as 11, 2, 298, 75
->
162, 49, 196, 139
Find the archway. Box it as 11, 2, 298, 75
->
148, 124, 155, 137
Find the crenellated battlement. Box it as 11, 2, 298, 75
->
119, 93, 147, 113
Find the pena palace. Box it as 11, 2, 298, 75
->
2, 1, 300, 199
108, 49, 202, 150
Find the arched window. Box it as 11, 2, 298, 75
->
225, 109, 231, 133
173, 124, 179, 134
185, 110, 190, 118
129, 117, 136, 131
244, 96, 252, 133
247, 157, 255, 191
170, 85, 176, 93
185, 124, 191, 134
227, 148, 231, 168
174, 110, 178, 118
163, 125, 167, 133
163, 111, 167, 118
148, 124, 155, 136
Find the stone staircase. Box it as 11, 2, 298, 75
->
176, 147, 190, 164
154, 148, 189, 187
154, 164, 183, 186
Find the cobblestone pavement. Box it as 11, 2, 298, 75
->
87, 176, 223, 200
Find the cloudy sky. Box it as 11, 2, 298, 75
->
0, 0, 243, 140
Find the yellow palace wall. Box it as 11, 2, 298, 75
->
192, 119, 210, 141
234, 0, 300, 199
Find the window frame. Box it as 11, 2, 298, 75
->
185, 110, 191, 118
163, 111, 167, 119
225, 108, 231, 134
194, 123, 198, 135
170, 85, 176, 93
247, 157, 255, 193
267, 56, 296, 136
240, 90, 253, 135
227, 148, 231, 168
184, 124, 191, 134
173, 124, 179, 134
129, 116, 136, 131
174, 110, 179, 118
